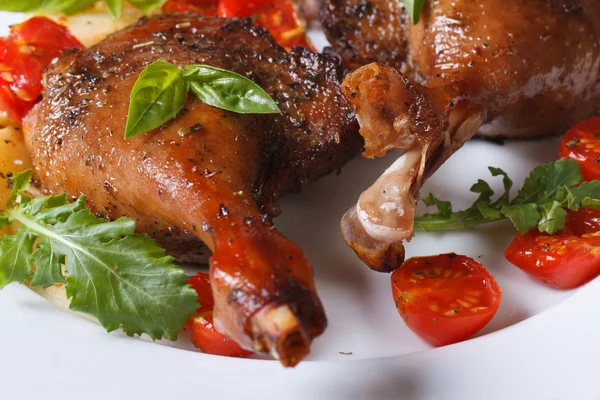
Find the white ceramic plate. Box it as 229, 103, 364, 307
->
1, 12, 600, 400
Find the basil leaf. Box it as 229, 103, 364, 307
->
182, 65, 281, 115
125, 60, 188, 139
125, 61, 280, 138
403, 0, 427, 24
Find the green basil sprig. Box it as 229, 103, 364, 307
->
403, 0, 427, 24
125, 60, 281, 139
0, 0, 167, 18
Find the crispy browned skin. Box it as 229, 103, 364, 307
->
323, 0, 600, 138
24, 13, 361, 366
321, 0, 407, 71
321, 0, 600, 270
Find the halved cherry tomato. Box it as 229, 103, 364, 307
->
505, 220, 600, 289
253, 1, 313, 49
162, 0, 219, 15
391, 253, 502, 347
559, 116, 600, 181
217, 0, 271, 17
0, 17, 84, 123
164, 0, 312, 51
184, 272, 253, 357
567, 208, 600, 236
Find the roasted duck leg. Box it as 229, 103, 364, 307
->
321, 0, 600, 271
24, 14, 360, 366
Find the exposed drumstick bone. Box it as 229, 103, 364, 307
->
250, 304, 311, 367
340, 63, 486, 272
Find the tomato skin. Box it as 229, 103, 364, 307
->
559, 116, 600, 181
217, 0, 271, 17
505, 230, 600, 289
391, 254, 502, 347
0, 17, 84, 123
567, 208, 600, 237
184, 272, 252, 357
162, 0, 219, 15
164, 0, 312, 51
254, 1, 313, 50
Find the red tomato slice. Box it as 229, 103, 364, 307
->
566, 208, 600, 237
559, 116, 600, 181
505, 229, 600, 289
391, 253, 502, 347
254, 1, 314, 50
0, 17, 84, 123
165, 0, 312, 51
184, 272, 252, 358
162, 0, 219, 15
217, 0, 271, 17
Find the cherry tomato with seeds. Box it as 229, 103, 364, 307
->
505, 225, 600, 290
185, 272, 253, 358
391, 253, 502, 347
566, 208, 600, 237
217, 0, 271, 17
0, 17, 84, 123
162, 0, 219, 15
559, 116, 600, 181
164, 0, 313, 51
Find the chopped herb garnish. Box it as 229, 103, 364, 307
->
415, 159, 600, 235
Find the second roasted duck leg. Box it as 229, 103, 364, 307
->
323, 0, 600, 271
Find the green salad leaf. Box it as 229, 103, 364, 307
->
125, 60, 281, 139
415, 159, 600, 235
0, 0, 166, 17
0, 170, 198, 340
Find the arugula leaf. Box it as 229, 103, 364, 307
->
125, 60, 188, 139
414, 159, 600, 235
570, 181, 600, 210
0, 170, 198, 340
422, 193, 452, 218
403, 0, 427, 24
125, 60, 280, 139
535, 158, 583, 203
537, 200, 567, 234
501, 203, 541, 234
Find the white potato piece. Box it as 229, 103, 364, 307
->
30, 284, 100, 324
0, 117, 32, 235
43, 3, 144, 47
